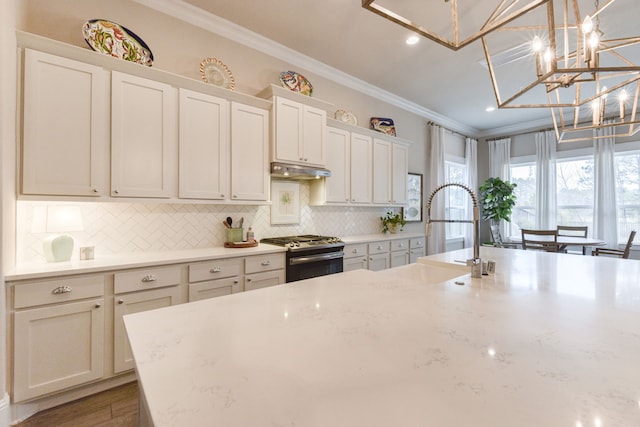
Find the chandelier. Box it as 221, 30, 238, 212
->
481, 0, 640, 142
362, 0, 640, 143
361, 0, 550, 51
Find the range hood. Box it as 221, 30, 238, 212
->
270, 162, 331, 180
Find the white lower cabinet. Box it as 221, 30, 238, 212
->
368, 242, 390, 271
343, 243, 368, 272
245, 253, 286, 290
390, 239, 410, 268
409, 237, 426, 263
188, 258, 242, 301
12, 275, 105, 402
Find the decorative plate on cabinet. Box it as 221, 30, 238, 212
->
334, 109, 358, 126
82, 19, 154, 67
370, 117, 396, 136
200, 58, 236, 90
279, 71, 313, 96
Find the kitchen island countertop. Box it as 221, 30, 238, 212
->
125, 246, 640, 426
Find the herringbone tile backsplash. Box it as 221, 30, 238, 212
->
17, 183, 399, 264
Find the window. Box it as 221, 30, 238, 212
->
444, 161, 466, 239
615, 151, 640, 242
509, 162, 536, 237
556, 157, 593, 232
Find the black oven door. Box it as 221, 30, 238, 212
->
286, 248, 344, 283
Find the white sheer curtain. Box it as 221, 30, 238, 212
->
427, 124, 446, 255
535, 130, 557, 229
488, 138, 511, 239
593, 123, 618, 247
464, 137, 478, 249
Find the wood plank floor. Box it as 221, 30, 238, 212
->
16, 382, 138, 427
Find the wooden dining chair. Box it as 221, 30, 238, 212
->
557, 225, 589, 255
521, 229, 559, 252
592, 230, 636, 259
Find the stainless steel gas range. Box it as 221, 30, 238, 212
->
260, 235, 345, 283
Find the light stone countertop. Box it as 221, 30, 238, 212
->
124, 246, 640, 426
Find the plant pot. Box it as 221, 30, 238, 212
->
388, 223, 398, 234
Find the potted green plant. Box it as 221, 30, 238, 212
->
381, 211, 406, 234
478, 177, 517, 245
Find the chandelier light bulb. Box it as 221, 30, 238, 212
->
532, 35, 543, 52
543, 47, 553, 63
589, 32, 599, 48
619, 90, 629, 102
582, 16, 593, 34
601, 86, 608, 99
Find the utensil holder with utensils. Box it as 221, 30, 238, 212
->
226, 228, 244, 243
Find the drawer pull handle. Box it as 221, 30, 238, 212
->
141, 274, 157, 283
352, 249, 359, 254
210, 267, 222, 273
261, 260, 271, 266
376, 245, 382, 250
52, 286, 72, 295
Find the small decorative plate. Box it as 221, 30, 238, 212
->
279, 71, 313, 96
200, 57, 236, 90
370, 117, 396, 137
82, 19, 153, 67
334, 109, 358, 126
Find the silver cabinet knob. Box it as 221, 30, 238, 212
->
95, 303, 101, 309
247, 278, 252, 282
233, 280, 239, 284
118, 299, 124, 304
93, 188, 99, 193
114, 190, 119, 194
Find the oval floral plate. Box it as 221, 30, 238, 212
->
334, 109, 358, 126
279, 71, 313, 96
200, 57, 236, 90
82, 19, 153, 67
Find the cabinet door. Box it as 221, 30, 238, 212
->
114, 286, 181, 373
392, 144, 409, 204
111, 71, 177, 198
230, 102, 269, 201
368, 253, 390, 271
189, 277, 242, 301
22, 49, 109, 196
344, 256, 367, 272
409, 248, 426, 263
324, 127, 350, 203
350, 133, 372, 204
245, 270, 285, 291
13, 299, 104, 402
301, 105, 326, 166
179, 89, 229, 199
273, 97, 302, 163
390, 250, 409, 268
373, 138, 392, 204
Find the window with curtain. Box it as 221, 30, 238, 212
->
615, 150, 640, 241
509, 162, 536, 237
556, 156, 594, 231
444, 160, 467, 239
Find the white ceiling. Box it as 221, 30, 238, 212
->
140, 0, 640, 138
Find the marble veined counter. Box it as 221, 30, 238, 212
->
124, 246, 640, 426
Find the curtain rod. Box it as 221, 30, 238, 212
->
485, 126, 556, 142
427, 121, 472, 140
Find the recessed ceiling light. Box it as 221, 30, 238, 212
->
406, 35, 419, 45
486, 106, 496, 112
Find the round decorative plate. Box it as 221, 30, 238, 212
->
82, 19, 153, 67
334, 109, 358, 126
200, 58, 236, 90
279, 70, 313, 96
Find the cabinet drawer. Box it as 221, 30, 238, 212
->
410, 237, 425, 249
245, 253, 285, 274
189, 258, 241, 283
114, 266, 181, 294
390, 239, 409, 252
368, 241, 390, 255
344, 243, 367, 259
14, 275, 104, 309
245, 270, 285, 291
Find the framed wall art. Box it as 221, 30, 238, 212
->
403, 173, 423, 222
271, 180, 300, 224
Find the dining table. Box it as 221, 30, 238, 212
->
508, 235, 606, 253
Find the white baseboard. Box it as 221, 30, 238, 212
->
0, 393, 10, 427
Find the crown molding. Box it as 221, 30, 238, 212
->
133, 0, 479, 136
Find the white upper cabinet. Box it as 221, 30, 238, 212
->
373, 138, 392, 204
323, 127, 351, 203
111, 71, 177, 198
392, 143, 409, 205
273, 96, 326, 166
22, 49, 109, 196
178, 89, 229, 200
350, 132, 373, 204
230, 102, 270, 201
